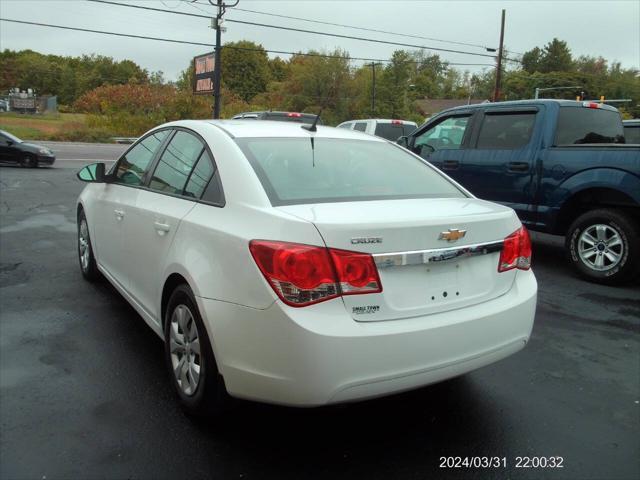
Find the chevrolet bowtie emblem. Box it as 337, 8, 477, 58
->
439, 228, 467, 242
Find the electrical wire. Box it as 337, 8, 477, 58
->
86, 0, 521, 63
0, 18, 495, 68
187, 0, 497, 52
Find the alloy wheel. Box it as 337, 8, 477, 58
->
169, 304, 202, 396
577, 224, 624, 272
78, 219, 90, 272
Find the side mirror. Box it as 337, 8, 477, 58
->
77, 162, 106, 183
6, 140, 14, 146
419, 144, 435, 157
397, 135, 416, 150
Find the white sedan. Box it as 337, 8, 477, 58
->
76, 120, 537, 415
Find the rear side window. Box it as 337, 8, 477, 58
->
337, 123, 352, 129
374, 123, 406, 141
114, 130, 169, 186
476, 112, 536, 149
353, 122, 367, 132
236, 138, 465, 206
555, 107, 624, 145
184, 151, 214, 198
149, 131, 204, 195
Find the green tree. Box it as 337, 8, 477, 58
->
522, 47, 542, 73
220, 41, 271, 102
376, 50, 413, 118
540, 38, 573, 73
268, 57, 290, 82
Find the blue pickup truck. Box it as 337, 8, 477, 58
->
398, 100, 640, 285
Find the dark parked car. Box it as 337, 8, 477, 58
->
398, 100, 640, 285
231, 111, 322, 125
0, 130, 55, 167
623, 119, 640, 144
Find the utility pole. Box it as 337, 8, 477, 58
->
210, 0, 239, 119
367, 62, 382, 117
493, 9, 505, 102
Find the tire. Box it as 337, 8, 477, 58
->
566, 208, 640, 285
77, 209, 100, 281
164, 284, 229, 417
21, 154, 37, 168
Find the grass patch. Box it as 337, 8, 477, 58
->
0, 124, 44, 139
0, 112, 113, 142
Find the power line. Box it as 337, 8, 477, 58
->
86, 0, 520, 62
0, 18, 495, 68
186, 0, 496, 52
0, 18, 213, 47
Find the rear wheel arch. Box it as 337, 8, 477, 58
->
161, 273, 190, 329
555, 187, 639, 235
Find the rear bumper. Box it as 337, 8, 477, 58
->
197, 269, 537, 407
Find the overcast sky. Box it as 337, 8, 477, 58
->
1, 0, 638, 81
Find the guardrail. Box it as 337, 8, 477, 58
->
112, 137, 138, 144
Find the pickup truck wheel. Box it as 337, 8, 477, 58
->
566, 209, 639, 285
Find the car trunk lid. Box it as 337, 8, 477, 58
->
277, 198, 521, 321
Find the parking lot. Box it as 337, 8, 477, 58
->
0, 147, 639, 479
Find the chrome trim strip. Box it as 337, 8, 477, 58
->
372, 240, 504, 268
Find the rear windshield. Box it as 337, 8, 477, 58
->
263, 113, 321, 125
374, 123, 416, 140
555, 107, 625, 145
236, 137, 465, 206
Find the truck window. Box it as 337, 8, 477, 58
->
623, 125, 640, 144
374, 123, 407, 141
415, 116, 470, 152
476, 112, 536, 149
555, 107, 624, 145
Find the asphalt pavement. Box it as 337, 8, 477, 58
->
0, 153, 639, 480
37, 141, 128, 165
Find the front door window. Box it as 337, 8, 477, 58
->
114, 130, 170, 186
414, 116, 470, 157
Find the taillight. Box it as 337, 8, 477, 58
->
391, 119, 403, 125
287, 112, 302, 117
249, 240, 381, 307
329, 248, 382, 295
498, 227, 532, 272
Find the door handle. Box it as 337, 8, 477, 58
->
442, 160, 460, 170
507, 162, 529, 172
154, 221, 171, 235
114, 209, 125, 220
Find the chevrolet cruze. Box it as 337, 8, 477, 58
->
76, 120, 537, 415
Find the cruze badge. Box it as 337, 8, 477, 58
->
439, 229, 467, 242
351, 237, 382, 245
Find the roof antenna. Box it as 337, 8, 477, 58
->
301, 107, 323, 133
